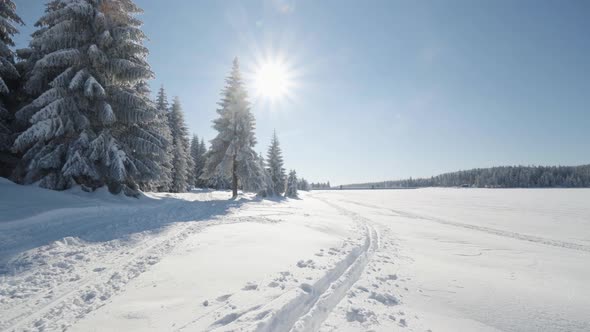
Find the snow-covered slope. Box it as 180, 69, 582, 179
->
1, 181, 589, 331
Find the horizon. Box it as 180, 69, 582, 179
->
13, 0, 590, 185
344, 163, 590, 186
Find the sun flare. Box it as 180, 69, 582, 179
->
254, 61, 291, 100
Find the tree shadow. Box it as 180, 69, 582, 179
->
0, 187, 255, 269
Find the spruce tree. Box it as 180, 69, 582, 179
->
197, 137, 208, 187
0, 0, 24, 177
298, 178, 310, 191
285, 169, 298, 198
266, 130, 286, 195
190, 134, 207, 188
13, 0, 165, 196
198, 137, 207, 169
201, 57, 264, 198
148, 85, 173, 191
168, 97, 193, 192
133, 82, 172, 192
256, 152, 274, 197
189, 134, 199, 186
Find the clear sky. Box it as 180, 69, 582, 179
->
14, 0, 590, 185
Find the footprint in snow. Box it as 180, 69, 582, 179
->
242, 282, 258, 291
297, 259, 316, 268
369, 292, 399, 306
300, 283, 313, 293
216, 294, 232, 302
346, 307, 376, 323
399, 318, 407, 327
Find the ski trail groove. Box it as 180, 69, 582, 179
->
339, 198, 590, 253
3, 197, 244, 332
253, 198, 379, 332
4, 222, 194, 332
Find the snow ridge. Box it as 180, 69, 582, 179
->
250, 198, 379, 332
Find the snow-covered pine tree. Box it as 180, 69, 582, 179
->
285, 169, 298, 198
12, 0, 165, 196
0, 0, 24, 177
198, 137, 207, 185
168, 97, 193, 192
297, 178, 310, 191
255, 152, 274, 197
189, 134, 199, 186
133, 81, 172, 192
190, 134, 207, 187
201, 57, 263, 198
266, 130, 286, 195
147, 85, 173, 191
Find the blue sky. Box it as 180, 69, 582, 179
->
14, 0, 590, 185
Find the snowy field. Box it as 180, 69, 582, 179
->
1, 179, 589, 332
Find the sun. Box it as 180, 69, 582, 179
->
254, 61, 291, 100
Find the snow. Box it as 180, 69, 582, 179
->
1, 181, 589, 331
314, 189, 590, 332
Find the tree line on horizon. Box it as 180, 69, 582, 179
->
0, 0, 307, 198
344, 165, 590, 189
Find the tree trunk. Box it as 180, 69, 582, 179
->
232, 155, 238, 198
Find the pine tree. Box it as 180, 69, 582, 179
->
189, 134, 199, 185
190, 134, 207, 187
198, 137, 207, 177
168, 97, 193, 192
266, 130, 286, 195
297, 178, 310, 191
147, 85, 173, 191
285, 169, 298, 198
134, 82, 172, 192
0, 0, 24, 177
201, 57, 264, 198
256, 152, 274, 197
12, 0, 165, 196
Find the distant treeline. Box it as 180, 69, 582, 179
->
344, 165, 590, 189
311, 182, 331, 189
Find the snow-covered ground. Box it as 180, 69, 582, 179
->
1, 180, 589, 331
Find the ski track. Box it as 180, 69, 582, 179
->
220, 197, 381, 332
0, 194, 267, 332
337, 198, 590, 253
4, 224, 193, 331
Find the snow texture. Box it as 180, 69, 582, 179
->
1, 180, 589, 331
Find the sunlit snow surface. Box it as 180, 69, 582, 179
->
1, 179, 589, 331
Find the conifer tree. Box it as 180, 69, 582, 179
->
13, 0, 165, 196
197, 137, 208, 187
256, 152, 274, 197
266, 130, 286, 195
201, 57, 264, 198
190, 134, 206, 187
147, 85, 173, 191
297, 178, 310, 191
133, 82, 172, 192
285, 169, 298, 198
168, 97, 193, 192
198, 137, 207, 162
0, 0, 24, 177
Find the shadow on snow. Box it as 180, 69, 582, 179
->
0, 180, 280, 271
